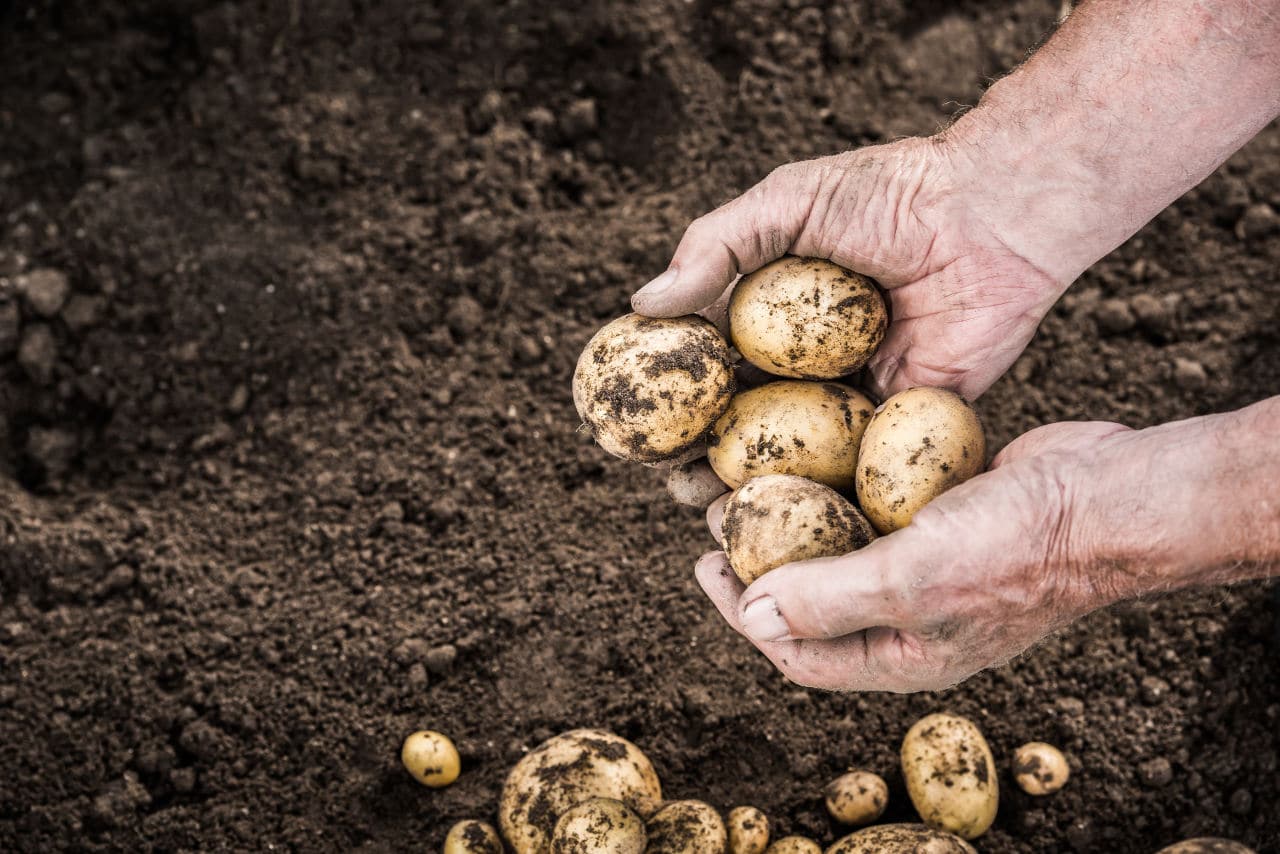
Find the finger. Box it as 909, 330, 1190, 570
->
694, 551, 745, 626
696, 279, 737, 336
632, 163, 820, 317
705, 492, 730, 545
667, 460, 729, 510
991, 421, 1132, 468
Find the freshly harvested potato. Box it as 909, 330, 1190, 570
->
551, 797, 646, 854
499, 729, 662, 854
646, 800, 727, 854
709, 381, 874, 490
729, 256, 887, 379
1012, 742, 1070, 796
667, 460, 729, 509
824, 770, 888, 826
726, 806, 769, 854
825, 823, 977, 854
766, 837, 822, 854
400, 730, 460, 788
855, 387, 985, 534
900, 713, 998, 840
722, 474, 875, 585
574, 313, 734, 465
1155, 841, 1257, 854
445, 820, 503, 854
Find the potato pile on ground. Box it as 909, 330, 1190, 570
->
573, 256, 986, 586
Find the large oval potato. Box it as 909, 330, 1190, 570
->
551, 797, 646, 854
499, 729, 662, 854
900, 714, 998, 841
574, 314, 734, 465
825, 823, 977, 854
646, 800, 727, 854
1155, 841, 1257, 854
855, 387, 985, 534
709, 381, 874, 490
729, 256, 887, 379
722, 474, 875, 585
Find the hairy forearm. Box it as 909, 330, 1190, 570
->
945, 0, 1280, 286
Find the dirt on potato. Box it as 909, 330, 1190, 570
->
0, 1, 1277, 852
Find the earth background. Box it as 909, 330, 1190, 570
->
0, 0, 1278, 851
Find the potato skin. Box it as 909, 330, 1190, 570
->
900, 714, 998, 841
824, 770, 888, 826
1155, 841, 1257, 854
825, 823, 977, 854
726, 806, 769, 854
551, 798, 646, 854
855, 387, 985, 534
1012, 742, 1070, 796
444, 820, 504, 854
400, 730, 460, 788
765, 837, 822, 854
709, 381, 874, 490
729, 256, 887, 379
574, 314, 734, 465
722, 474, 876, 585
499, 729, 662, 854
646, 800, 727, 854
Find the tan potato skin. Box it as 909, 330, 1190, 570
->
900, 714, 999, 841
444, 820, 504, 854
573, 314, 734, 464
824, 770, 888, 826
726, 806, 770, 854
400, 730, 460, 788
646, 800, 727, 854
855, 387, 985, 534
551, 798, 646, 854
722, 474, 876, 585
1155, 841, 1257, 854
709, 381, 874, 490
729, 256, 887, 379
765, 837, 822, 854
1012, 742, 1070, 796
499, 729, 662, 854
825, 823, 977, 854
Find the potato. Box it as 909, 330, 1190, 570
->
668, 460, 729, 509
499, 729, 662, 854
729, 256, 887, 379
726, 806, 769, 854
646, 800, 727, 854
824, 770, 888, 826
765, 837, 822, 854
1155, 841, 1257, 854
444, 820, 504, 854
855, 387, 985, 534
551, 797, 646, 854
1012, 742, 1069, 796
573, 314, 734, 465
900, 713, 998, 840
722, 474, 875, 585
400, 730, 460, 788
825, 824, 977, 854
709, 381, 874, 490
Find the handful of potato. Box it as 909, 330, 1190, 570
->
574, 256, 986, 585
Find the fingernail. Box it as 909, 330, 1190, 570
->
741, 596, 790, 642
636, 268, 678, 298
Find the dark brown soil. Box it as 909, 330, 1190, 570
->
0, 1, 1276, 852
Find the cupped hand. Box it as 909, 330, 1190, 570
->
694, 420, 1132, 693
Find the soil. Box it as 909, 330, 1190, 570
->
0, 1, 1277, 852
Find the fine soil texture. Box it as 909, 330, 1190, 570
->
1, 1, 1278, 852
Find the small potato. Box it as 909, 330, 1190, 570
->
551, 798, 646, 854
722, 474, 875, 585
667, 460, 729, 509
1012, 742, 1070, 796
726, 806, 769, 854
824, 770, 888, 826
855, 387, 985, 534
401, 730, 460, 788
729, 256, 887, 379
709, 381, 874, 490
646, 800, 727, 854
573, 314, 734, 465
900, 713, 998, 841
766, 837, 822, 854
825, 823, 977, 854
499, 729, 662, 854
1155, 841, 1257, 854
445, 820, 503, 854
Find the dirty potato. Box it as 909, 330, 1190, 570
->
766, 837, 822, 854
825, 823, 977, 854
726, 806, 769, 854
709, 381, 874, 490
729, 256, 887, 379
722, 474, 875, 585
400, 730, 460, 788
900, 713, 998, 840
646, 800, 727, 854
1154, 841, 1257, 854
550, 797, 646, 854
855, 387, 985, 534
499, 729, 662, 854
1012, 742, 1070, 796
444, 820, 504, 854
824, 770, 889, 826
574, 313, 734, 465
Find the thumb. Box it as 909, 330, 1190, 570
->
631, 162, 820, 317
